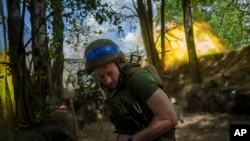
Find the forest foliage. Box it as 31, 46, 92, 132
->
0, 0, 249, 132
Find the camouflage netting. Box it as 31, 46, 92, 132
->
0, 125, 14, 141
14, 132, 45, 141
0, 110, 77, 141
32, 110, 76, 141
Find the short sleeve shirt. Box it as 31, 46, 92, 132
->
128, 68, 163, 103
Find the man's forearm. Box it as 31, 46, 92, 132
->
132, 117, 177, 141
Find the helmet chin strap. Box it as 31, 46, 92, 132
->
115, 62, 123, 88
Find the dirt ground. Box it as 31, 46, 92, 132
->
79, 113, 250, 141
79, 46, 250, 141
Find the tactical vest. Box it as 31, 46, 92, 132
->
104, 64, 153, 135
106, 63, 176, 140
106, 63, 157, 135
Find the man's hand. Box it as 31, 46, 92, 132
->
117, 134, 133, 141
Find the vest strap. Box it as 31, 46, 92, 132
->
110, 66, 139, 98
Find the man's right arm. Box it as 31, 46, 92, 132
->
132, 88, 178, 141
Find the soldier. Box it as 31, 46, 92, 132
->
84, 39, 178, 141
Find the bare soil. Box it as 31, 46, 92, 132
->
79, 46, 250, 141
79, 113, 250, 141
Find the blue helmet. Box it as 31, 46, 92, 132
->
84, 39, 126, 74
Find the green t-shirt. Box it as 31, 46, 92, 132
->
127, 67, 176, 140
128, 67, 163, 103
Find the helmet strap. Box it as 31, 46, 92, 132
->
115, 62, 123, 85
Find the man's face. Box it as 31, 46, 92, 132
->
93, 62, 120, 89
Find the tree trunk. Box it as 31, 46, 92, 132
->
134, 0, 163, 75
30, 0, 51, 114
7, 0, 32, 126
160, 0, 166, 64
51, 0, 64, 100
182, 0, 202, 83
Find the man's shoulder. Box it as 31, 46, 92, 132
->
121, 63, 162, 86
121, 63, 143, 77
